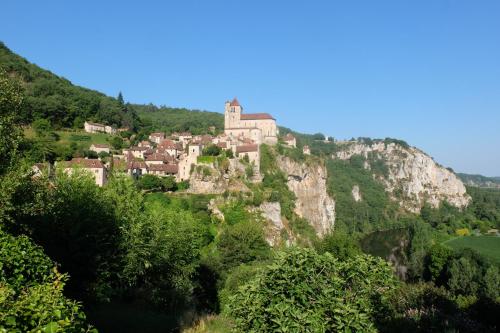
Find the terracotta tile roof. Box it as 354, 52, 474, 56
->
240, 137, 255, 144
146, 153, 170, 162
61, 158, 104, 169
236, 144, 259, 153
217, 142, 227, 149
148, 164, 178, 173
130, 146, 149, 151
158, 139, 177, 149
230, 97, 240, 107
127, 161, 148, 170
240, 113, 275, 120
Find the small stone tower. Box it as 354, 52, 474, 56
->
224, 97, 242, 129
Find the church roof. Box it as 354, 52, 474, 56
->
241, 113, 275, 120
230, 98, 240, 107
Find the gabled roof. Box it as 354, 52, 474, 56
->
146, 153, 170, 162
230, 98, 240, 107
148, 164, 178, 173
129, 146, 149, 151
240, 113, 275, 120
158, 139, 177, 149
236, 144, 259, 153
127, 161, 148, 170
61, 158, 104, 169
85, 121, 105, 127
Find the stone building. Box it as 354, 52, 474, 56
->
84, 121, 116, 134
89, 144, 110, 154
283, 133, 297, 148
224, 98, 278, 145
59, 158, 107, 186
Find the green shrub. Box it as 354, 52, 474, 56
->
202, 144, 222, 156
224, 248, 396, 332
0, 229, 93, 332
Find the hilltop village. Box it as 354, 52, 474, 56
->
40, 98, 305, 187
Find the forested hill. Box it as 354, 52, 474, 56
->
0, 41, 229, 134
130, 103, 224, 135
0, 41, 142, 129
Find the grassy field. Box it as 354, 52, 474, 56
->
24, 127, 111, 150
443, 236, 500, 264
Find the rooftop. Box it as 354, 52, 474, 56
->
241, 113, 275, 120
61, 158, 104, 169
236, 144, 259, 153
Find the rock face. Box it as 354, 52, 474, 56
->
335, 142, 471, 212
259, 202, 291, 246
352, 185, 362, 202
276, 156, 336, 236
188, 160, 249, 194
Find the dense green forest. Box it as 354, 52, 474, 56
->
131, 103, 224, 135
0, 41, 225, 136
1, 47, 500, 332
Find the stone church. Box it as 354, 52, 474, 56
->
224, 98, 278, 144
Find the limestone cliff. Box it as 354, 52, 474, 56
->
187, 159, 250, 194
276, 156, 336, 236
335, 142, 471, 212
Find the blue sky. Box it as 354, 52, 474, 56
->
2, 0, 499, 176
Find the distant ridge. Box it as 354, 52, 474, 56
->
457, 173, 500, 189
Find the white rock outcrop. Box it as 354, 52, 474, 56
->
259, 202, 292, 246
276, 156, 336, 236
352, 185, 362, 202
335, 142, 471, 212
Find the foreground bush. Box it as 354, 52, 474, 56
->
224, 247, 396, 332
0, 229, 94, 332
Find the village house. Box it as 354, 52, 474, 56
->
89, 144, 110, 154
149, 132, 165, 144
138, 140, 153, 148
123, 146, 150, 159
59, 158, 107, 186
236, 144, 260, 171
224, 98, 278, 145
283, 133, 297, 148
145, 153, 173, 166
158, 139, 181, 157
127, 161, 148, 178
84, 121, 116, 135
303, 145, 311, 155
148, 164, 179, 177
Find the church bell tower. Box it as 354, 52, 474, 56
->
224, 97, 242, 129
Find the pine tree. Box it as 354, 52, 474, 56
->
117, 91, 124, 105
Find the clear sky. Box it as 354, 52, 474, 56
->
2, 0, 499, 176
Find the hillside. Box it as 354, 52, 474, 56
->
0, 41, 229, 137
0, 42, 143, 130
130, 103, 223, 135
458, 173, 500, 189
